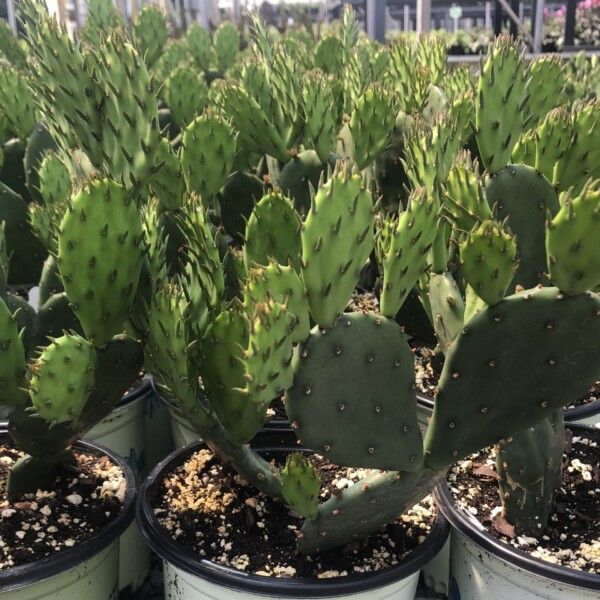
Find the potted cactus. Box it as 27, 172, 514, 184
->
0, 2, 167, 595
135, 32, 600, 597
133, 145, 600, 599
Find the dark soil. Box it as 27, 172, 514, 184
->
0, 443, 126, 570
152, 448, 437, 579
447, 428, 600, 573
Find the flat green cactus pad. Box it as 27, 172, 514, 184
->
424, 287, 600, 469
286, 312, 423, 471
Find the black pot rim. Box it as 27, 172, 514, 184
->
434, 423, 600, 591
118, 373, 154, 408
564, 396, 600, 422
0, 435, 137, 592
137, 434, 450, 598
418, 391, 600, 424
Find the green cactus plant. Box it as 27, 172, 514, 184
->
8, 7, 599, 570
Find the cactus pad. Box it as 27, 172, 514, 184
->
546, 180, 600, 294
180, 114, 236, 203
460, 220, 518, 305
475, 36, 528, 174
0, 296, 27, 408
485, 164, 559, 289
424, 287, 600, 469
57, 179, 145, 345
280, 453, 320, 519
381, 187, 439, 317
285, 312, 423, 471
29, 333, 96, 425
244, 192, 302, 271
301, 164, 375, 328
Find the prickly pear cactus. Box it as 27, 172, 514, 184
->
380, 187, 439, 318
475, 36, 528, 174
214, 22, 239, 74
132, 5, 169, 69
0, 296, 27, 408
243, 192, 302, 271
188, 24, 213, 72
200, 308, 270, 445
424, 287, 600, 469
94, 34, 161, 188
485, 164, 559, 289
279, 453, 320, 519
302, 70, 338, 164
0, 65, 37, 138
244, 263, 309, 343
533, 107, 571, 183
525, 56, 565, 128
349, 83, 397, 170
180, 114, 236, 202
444, 152, 491, 232
552, 100, 600, 196
164, 65, 209, 128
300, 163, 375, 328
546, 179, 600, 294
29, 333, 95, 425
286, 312, 423, 472
237, 299, 296, 406
150, 137, 184, 211
459, 220, 518, 305
57, 179, 145, 345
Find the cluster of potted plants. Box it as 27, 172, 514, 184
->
0, 1, 598, 599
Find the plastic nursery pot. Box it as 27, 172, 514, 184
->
434, 424, 600, 600
564, 396, 600, 427
416, 392, 434, 434
84, 375, 155, 592
0, 434, 136, 599
144, 376, 175, 471
137, 431, 450, 600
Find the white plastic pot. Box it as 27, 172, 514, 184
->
85, 377, 154, 592
0, 438, 135, 599
144, 377, 175, 470
168, 402, 200, 448
434, 450, 600, 600
137, 433, 450, 600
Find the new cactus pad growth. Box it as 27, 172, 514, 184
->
29, 334, 95, 425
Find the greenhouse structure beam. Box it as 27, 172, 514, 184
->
6, 0, 17, 34
416, 0, 432, 33
365, 0, 386, 42
532, 0, 545, 53
495, 0, 534, 46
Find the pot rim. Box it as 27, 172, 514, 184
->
434, 423, 600, 591
564, 396, 600, 422
119, 373, 154, 408
418, 391, 600, 423
0, 434, 137, 592
137, 435, 450, 598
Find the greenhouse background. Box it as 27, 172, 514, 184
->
2, 0, 598, 54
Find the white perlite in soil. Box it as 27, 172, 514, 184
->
447, 435, 600, 573
0, 447, 126, 570
153, 448, 437, 579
